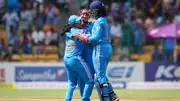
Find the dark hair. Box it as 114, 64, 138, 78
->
60, 24, 72, 35
0, 38, 5, 44
97, 6, 107, 17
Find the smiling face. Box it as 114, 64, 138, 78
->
80, 9, 90, 22
82, 13, 90, 22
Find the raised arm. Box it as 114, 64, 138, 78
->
74, 23, 103, 44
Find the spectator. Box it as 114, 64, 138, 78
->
0, 39, 8, 61
135, 0, 153, 10
110, 16, 122, 56
121, 20, 132, 47
0, 38, 7, 52
44, 27, 58, 45
109, 2, 118, 18
50, 28, 58, 46
35, 12, 45, 28
9, 28, 19, 54
117, 0, 130, 17
2, 7, 19, 41
45, 28, 52, 45
0, 0, 4, 8
21, 38, 32, 54
32, 0, 44, 17
31, 27, 45, 45
8, 26, 14, 44
20, 29, 31, 45
162, 39, 175, 61
19, 6, 33, 31
36, 42, 44, 55
12, 42, 19, 54
9, 28, 19, 44
20, 30, 32, 54
44, 4, 59, 25
178, 50, 180, 61
133, 18, 144, 53
156, 15, 164, 26
174, 11, 180, 24
7, 0, 19, 12
21, 0, 32, 10
144, 13, 156, 32
153, 43, 161, 61
31, 26, 38, 44
144, 12, 156, 45
36, 0, 44, 4
0, 0, 5, 24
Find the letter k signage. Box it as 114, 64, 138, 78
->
155, 65, 180, 81
155, 65, 175, 78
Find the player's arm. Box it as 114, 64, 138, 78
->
66, 32, 79, 41
87, 23, 103, 44
65, 32, 72, 38
66, 28, 77, 38
74, 23, 103, 43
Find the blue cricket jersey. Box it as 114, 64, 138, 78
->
82, 23, 95, 74
64, 28, 85, 58
88, 17, 111, 46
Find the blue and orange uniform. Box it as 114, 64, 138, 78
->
77, 22, 95, 96
76, 1, 119, 101
64, 15, 94, 101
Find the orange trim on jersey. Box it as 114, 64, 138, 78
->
106, 24, 109, 40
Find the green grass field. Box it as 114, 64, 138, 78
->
0, 87, 180, 101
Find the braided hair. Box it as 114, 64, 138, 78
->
60, 24, 72, 36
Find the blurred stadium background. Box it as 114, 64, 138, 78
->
0, 0, 180, 101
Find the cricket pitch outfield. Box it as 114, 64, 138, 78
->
0, 88, 180, 101
1, 98, 180, 101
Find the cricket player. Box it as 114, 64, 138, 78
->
77, 9, 95, 96
73, 1, 119, 101
64, 15, 94, 101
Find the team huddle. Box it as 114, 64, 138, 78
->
63, 1, 119, 101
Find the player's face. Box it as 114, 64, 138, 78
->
81, 13, 90, 22
79, 9, 90, 22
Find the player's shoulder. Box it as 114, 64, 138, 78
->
70, 28, 76, 32
70, 28, 80, 33
97, 17, 106, 22
96, 17, 106, 25
65, 31, 71, 38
